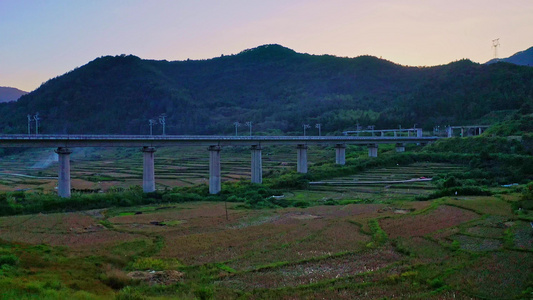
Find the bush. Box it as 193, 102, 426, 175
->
131, 257, 170, 271
162, 193, 204, 203
442, 176, 460, 188
194, 286, 214, 300
293, 200, 310, 208
0, 254, 19, 266
513, 182, 533, 213
418, 186, 492, 201
116, 286, 146, 300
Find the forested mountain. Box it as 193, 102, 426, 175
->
0, 86, 27, 103
1, 44, 532, 135
486, 46, 533, 66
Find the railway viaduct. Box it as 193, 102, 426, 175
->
0, 135, 439, 197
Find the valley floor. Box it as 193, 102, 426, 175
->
0, 193, 531, 299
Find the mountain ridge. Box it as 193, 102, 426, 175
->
486, 46, 533, 66
0, 86, 28, 103
1, 44, 532, 135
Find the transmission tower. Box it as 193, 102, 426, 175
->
492, 38, 500, 59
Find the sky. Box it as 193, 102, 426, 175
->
1, 0, 532, 92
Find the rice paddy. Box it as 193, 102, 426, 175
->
0, 147, 531, 299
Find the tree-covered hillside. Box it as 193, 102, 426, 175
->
1, 44, 532, 135
487, 46, 533, 66
0, 86, 27, 103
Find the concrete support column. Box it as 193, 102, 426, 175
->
416, 128, 423, 137
55, 147, 72, 198
209, 145, 222, 194
250, 145, 262, 184
381, 131, 384, 137
394, 131, 397, 137
297, 144, 308, 173
395, 143, 405, 153
460, 128, 464, 137
335, 144, 346, 165
368, 144, 378, 157
447, 127, 453, 138
142, 146, 156, 193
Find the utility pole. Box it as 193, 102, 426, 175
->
368, 125, 375, 136
233, 122, 240, 136
245, 121, 252, 136
149, 119, 156, 136
27, 114, 32, 135
34, 113, 40, 135
315, 123, 322, 136
159, 114, 166, 135
303, 124, 311, 136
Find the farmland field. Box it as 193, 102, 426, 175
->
0, 194, 531, 299
0, 145, 333, 193
0, 147, 531, 299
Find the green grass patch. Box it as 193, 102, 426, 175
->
130, 257, 182, 271
367, 219, 388, 247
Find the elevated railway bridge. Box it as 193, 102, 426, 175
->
0, 134, 440, 197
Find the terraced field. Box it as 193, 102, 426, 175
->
1, 147, 531, 298
0, 145, 334, 192
0, 194, 531, 299
303, 162, 466, 202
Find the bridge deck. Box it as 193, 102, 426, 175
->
0, 134, 440, 148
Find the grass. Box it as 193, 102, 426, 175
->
0, 144, 532, 298
0, 188, 529, 299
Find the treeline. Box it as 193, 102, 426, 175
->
1, 45, 532, 135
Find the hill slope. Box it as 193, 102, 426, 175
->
0, 86, 27, 103
1, 44, 532, 135
486, 46, 533, 66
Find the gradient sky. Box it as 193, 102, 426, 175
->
1, 0, 532, 92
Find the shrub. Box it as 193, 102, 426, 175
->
116, 286, 146, 300
162, 193, 204, 203
513, 181, 533, 213
293, 200, 310, 208
194, 286, 214, 300
0, 254, 19, 266
442, 176, 461, 188
418, 186, 492, 201
131, 257, 172, 271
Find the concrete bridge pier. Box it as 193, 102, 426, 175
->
251, 145, 262, 184
335, 144, 346, 165
297, 144, 308, 173
142, 146, 156, 193
209, 145, 222, 194
395, 143, 405, 153
55, 147, 72, 198
368, 144, 378, 157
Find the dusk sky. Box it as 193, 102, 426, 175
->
1, 0, 532, 92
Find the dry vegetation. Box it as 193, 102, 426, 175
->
0, 191, 531, 299
0, 147, 532, 299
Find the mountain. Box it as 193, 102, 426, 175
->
1, 44, 532, 135
486, 46, 533, 66
0, 86, 27, 103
